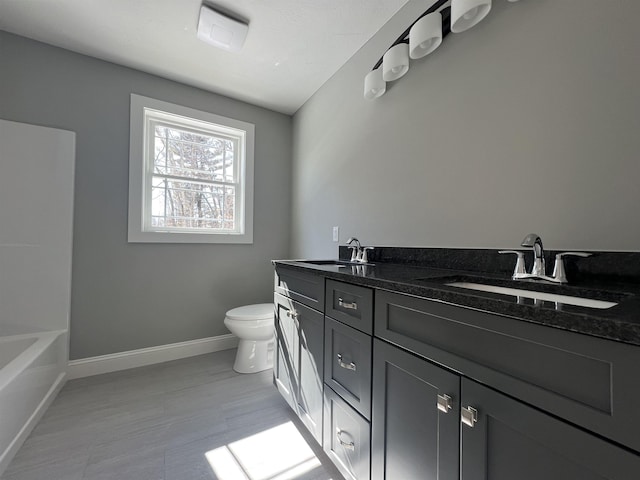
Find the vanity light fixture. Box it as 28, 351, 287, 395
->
364, 0, 520, 100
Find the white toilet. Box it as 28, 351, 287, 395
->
224, 303, 275, 374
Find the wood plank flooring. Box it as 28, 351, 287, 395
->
1, 349, 344, 480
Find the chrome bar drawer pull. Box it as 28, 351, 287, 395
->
337, 354, 357, 371
461, 406, 478, 428
338, 297, 358, 310
286, 310, 299, 319
437, 394, 453, 413
336, 430, 355, 451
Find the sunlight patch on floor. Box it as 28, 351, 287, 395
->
205, 421, 330, 480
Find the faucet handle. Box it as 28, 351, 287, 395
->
348, 246, 359, 262
498, 250, 526, 278
555, 252, 592, 259
552, 252, 592, 283
361, 247, 374, 264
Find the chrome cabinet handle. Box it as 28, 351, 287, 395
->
336, 430, 355, 451
437, 394, 453, 413
461, 406, 478, 428
338, 297, 358, 310
286, 310, 299, 319
337, 354, 356, 371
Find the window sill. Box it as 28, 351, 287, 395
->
127, 230, 253, 244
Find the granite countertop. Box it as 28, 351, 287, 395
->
273, 258, 640, 347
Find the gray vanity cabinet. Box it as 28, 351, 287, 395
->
274, 263, 640, 480
371, 339, 460, 480
461, 378, 640, 480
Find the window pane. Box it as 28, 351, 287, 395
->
223, 186, 235, 230
153, 124, 235, 182
224, 141, 235, 183
150, 177, 236, 231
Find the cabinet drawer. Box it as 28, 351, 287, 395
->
325, 318, 372, 419
375, 289, 640, 453
324, 387, 371, 480
325, 280, 373, 334
275, 266, 324, 311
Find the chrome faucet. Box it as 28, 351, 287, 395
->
346, 237, 361, 262
346, 237, 373, 263
500, 233, 592, 284
520, 233, 545, 277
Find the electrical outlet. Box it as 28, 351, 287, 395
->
332, 226, 340, 242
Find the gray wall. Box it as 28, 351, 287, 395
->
0, 32, 292, 359
291, 0, 640, 257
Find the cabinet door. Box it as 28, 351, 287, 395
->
461, 378, 640, 480
371, 339, 460, 480
297, 301, 325, 445
274, 293, 299, 411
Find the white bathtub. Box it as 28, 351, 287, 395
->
0, 331, 67, 474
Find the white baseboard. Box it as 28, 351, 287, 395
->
0, 372, 66, 476
67, 334, 238, 380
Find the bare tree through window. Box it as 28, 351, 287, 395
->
150, 123, 237, 231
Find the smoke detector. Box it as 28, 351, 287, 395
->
197, 5, 249, 52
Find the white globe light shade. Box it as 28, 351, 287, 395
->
409, 13, 443, 59
363, 68, 386, 100
450, 0, 492, 33
382, 43, 410, 82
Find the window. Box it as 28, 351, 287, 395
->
128, 94, 254, 243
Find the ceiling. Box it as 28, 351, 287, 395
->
0, 0, 410, 114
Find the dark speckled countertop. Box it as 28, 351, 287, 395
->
273, 247, 640, 347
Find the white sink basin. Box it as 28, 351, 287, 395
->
446, 282, 618, 310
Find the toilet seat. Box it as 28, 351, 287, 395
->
225, 303, 273, 321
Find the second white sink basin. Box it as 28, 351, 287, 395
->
446, 282, 618, 309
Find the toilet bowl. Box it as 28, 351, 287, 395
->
224, 303, 274, 373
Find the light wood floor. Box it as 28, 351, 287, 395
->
2, 349, 344, 480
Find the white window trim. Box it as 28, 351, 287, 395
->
128, 94, 254, 244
